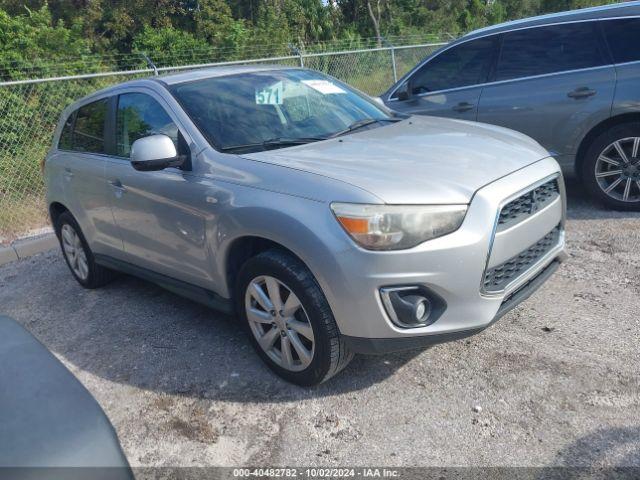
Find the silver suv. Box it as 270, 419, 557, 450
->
45, 66, 566, 385
382, 2, 640, 210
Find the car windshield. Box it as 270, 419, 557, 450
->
170, 69, 395, 153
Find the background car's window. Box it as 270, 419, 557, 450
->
72, 99, 108, 153
116, 93, 179, 157
171, 69, 391, 152
602, 18, 640, 64
58, 113, 75, 150
405, 37, 495, 95
495, 23, 605, 81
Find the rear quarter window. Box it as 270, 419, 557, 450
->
60, 99, 108, 154
602, 18, 640, 64
58, 113, 75, 150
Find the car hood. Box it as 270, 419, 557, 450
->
241, 116, 551, 204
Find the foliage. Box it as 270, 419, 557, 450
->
0, 5, 92, 77
132, 26, 211, 66
0, 0, 623, 75
0, 0, 623, 239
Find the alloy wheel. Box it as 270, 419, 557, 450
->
244, 275, 315, 372
595, 137, 640, 203
61, 224, 89, 280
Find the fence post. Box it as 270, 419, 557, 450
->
390, 46, 397, 83
289, 44, 304, 67
141, 52, 158, 76
380, 37, 397, 83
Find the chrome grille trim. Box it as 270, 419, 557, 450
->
497, 179, 560, 231
480, 173, 565, 297
483, 225, 561, 294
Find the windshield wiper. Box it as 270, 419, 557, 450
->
219, 136, 326, 153
328, 118, 402, 138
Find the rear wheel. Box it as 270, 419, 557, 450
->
236, 249, 353, 386
55, 212, 116, 288
582, 123, 640, 210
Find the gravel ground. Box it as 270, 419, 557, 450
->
0, 179, 638, 469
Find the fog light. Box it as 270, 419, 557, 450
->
414, 297, 428, 320
380, 286, 445, 329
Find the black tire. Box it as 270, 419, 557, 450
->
54, 211, 117, 289
581, 122, 640, 211
236, 249, 353, 386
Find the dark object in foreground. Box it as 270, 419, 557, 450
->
0, 315, 132, 479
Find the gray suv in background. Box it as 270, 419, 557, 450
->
45, 67, 566, 385
382, 2, 640, 210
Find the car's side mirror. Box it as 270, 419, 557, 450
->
396, 81, 412, 102
130, 134, 184, 172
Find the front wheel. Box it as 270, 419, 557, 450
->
236, 249, 353, 386
582, 123, 640, 210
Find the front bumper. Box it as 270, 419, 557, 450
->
343, 257, 564, 354
317, 157, 566, 347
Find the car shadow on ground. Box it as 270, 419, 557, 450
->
7, 261, 421, 401
543, 426, 640, 478
564, 176, 640, 220
4, 178, 637, 403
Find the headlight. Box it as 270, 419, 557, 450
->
331, 203, 467, 250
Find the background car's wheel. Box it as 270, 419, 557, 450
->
236, 249, 353, 386
54, 211, 116, 288
582, 122, 640, 210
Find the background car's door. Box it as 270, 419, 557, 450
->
58, 98, 122, 256
104, 90, 213, 287
385, 35, 497, 120
477, 21, 615, 164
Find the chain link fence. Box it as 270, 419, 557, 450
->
0, 41, 446, 243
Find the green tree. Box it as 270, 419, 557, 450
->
194, 0, 248, 57
0, 4, 92, 78
132, 25, 210, 66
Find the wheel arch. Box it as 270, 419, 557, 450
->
224, 235, 311, 301
576, 113, 640, 176
49, 202, 70, 234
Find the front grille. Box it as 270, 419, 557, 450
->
483, 225, 561, 293
498, 179, 560, 230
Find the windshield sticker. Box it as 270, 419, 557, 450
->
255, 81, 284, 105
302, 80, 347, 95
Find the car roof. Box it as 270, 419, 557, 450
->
70, 64, 296, 107
383, 1, 640, 98
464, 0, 640, 41
156, 64, 293, 85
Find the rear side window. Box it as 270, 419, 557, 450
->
72, 99, 108, 154
407, 36, 496, 94
116, 93, 178, 157
602, 18, 640, 64
496, 22, 606, 81
58, 113, 75, 150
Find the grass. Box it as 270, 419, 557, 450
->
0, 194, 48, 244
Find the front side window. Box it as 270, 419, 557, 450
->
405, 37, 496, 95
72, 99, 108, 154
116, 93, 179, 157
602, 18, 640, 64
170, 69, 392, 153
496, 22, 606, 82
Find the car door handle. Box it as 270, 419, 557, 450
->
453, 102, 475, 113
568, 87, 596, 99
109, 179, 126, 194
63, 168, 74, 180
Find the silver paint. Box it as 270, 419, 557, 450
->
45, 67, 566, 344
